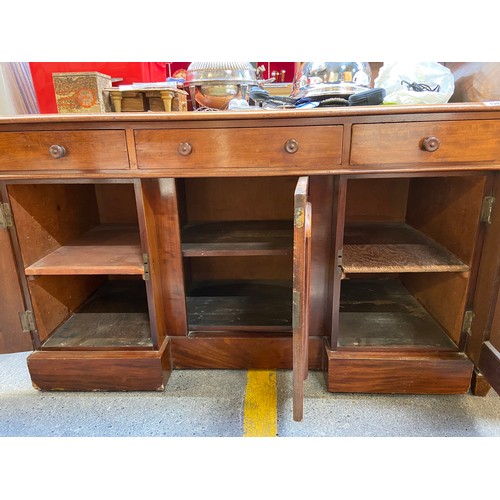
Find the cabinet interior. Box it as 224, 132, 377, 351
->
178, 177, 298, 332
7, 182, 153, 349
339, 174, 487, 349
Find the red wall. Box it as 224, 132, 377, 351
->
29, 62, 189, 113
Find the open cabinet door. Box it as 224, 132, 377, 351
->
293, 177, 312, 421
0, 216, 33, 354
467, 173, 500, 394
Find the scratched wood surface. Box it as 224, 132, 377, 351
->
342, 223, 469, 274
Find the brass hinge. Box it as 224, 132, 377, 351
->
0, 203, 13, 229
337, 248, 344, 277
462, 310, 475, 336
480, 196, 495, 224
19, 311, 36, 333
142, 253, 150, 281
294, 207, 305, 229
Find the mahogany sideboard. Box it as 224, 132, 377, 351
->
1, 104, 499, 421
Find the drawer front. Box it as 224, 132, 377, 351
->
135, 126, 343, 171
0, 130, 129, 171
350, 120, 500, 167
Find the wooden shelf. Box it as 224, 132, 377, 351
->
339, 278, 458, 349
181, 220, 293, 257
342, 223, 469, 274
186, 280, 292, 331
25, 225, 144, 276
42, 279, 152, 349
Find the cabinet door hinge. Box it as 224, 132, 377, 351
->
480, 196, 495, 224
462, 310, 475, 337
19, 311, 36, 333
0, 203, 13, 229
142, 253, 150, 281
337, 249, 344, 278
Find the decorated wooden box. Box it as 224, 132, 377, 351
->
53, 72, 113, 113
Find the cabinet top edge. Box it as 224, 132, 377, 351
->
1, 103, 500, 125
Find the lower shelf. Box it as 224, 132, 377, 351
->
41, 279, 152, 349
339, 278, 458, 349
185, 280, 292, 332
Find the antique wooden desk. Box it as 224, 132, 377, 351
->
1, 104, 499, 420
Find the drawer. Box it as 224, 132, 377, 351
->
135, 126, 343, 171
350, 120, 500, 167
0, 130, 129, 171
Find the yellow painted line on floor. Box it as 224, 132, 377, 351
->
243, 370, 277, 437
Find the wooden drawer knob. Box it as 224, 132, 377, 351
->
421, 136, 440, 152
48, 144, 66, 158
284, 139, 299, 154
178, 142, 192, 156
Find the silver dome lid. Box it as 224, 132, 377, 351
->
292, 62, 372, 98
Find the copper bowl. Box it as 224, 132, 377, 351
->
184, 62, 258, 109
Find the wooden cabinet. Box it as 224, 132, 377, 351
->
0, 104, 499, 421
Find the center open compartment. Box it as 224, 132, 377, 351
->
336, 174, 488, 350
177, 177, 298, 334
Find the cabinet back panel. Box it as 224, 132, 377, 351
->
402, 272, 469, 345
406, 175, 486, 266
188, 255, 293, 281
29, 275, 105, 342
345, 178, 409, 223
95, 184, 138, 225
183, 177, 298, 222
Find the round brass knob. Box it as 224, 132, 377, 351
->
284, 139, 299, 154
48, 144, 66, 158
178, 142, 192, 156
421, 136, 440, 152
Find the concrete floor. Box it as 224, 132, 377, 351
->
1, 350, 498, 499
1, 350, 499, 437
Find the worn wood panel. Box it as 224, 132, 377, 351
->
477, 341, 500, 394
339, 278, 458, 349
351, 120, 500, 166
171, 336, 324, 370
343, 223, 469, 273
181, 220, 293, 257
25, 225, 143, 275
28, 274, 105, 342
186, 280, 291, 331
135, 126, 343, 170
140, 179, 187, 340
325, 350, 473, 394
406, 175, 486, 266
41, 279, 152, 349
0, 130, 129, 171
0, 227, 32, 353
95, 183, 139, 224
183, 177, 298, 222
308, 176, 335, 338
345, 178, 409, 223
27, 339, 170, 391
292, 176, 311, 420
491, 292, 500, 351
466, 173, 500, 363
8, 183, 100, 268
402, 272, 470, 345
188, 255, 293, 282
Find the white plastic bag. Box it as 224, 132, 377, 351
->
375, 62, 454, 105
